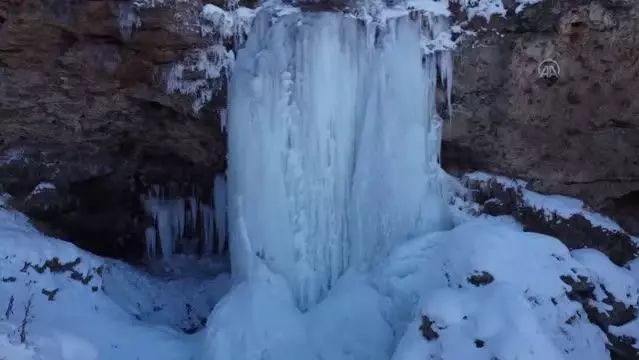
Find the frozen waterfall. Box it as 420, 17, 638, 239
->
227, 10, 453, 310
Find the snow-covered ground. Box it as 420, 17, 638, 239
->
0, 195, 230, 360
1, 174, 638, 359
202, 213, 638, 360
3, 1, 637, 358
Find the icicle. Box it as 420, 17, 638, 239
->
440, 52, 453, 121
214, 175, 228, 253
227, 11, 453, 310
417, 13, 455, 122
200, 204, 216, 256
219, 109, 228, 132
142, 185, 222, 260
145, 226, 157, 258
189, 196, 198, 229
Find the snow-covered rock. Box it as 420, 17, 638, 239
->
463, 172, 637, 265
388, 217, 638, 360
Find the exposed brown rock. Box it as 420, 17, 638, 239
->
467, 271, 495, 286
419, 315, 440, 341
442, 0, 639, 236
0, 0, 228, 260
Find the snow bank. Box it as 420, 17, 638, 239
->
199, 212, 633, 360
382, 217, 616, 360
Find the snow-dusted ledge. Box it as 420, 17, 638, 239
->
461, 171, 638, 265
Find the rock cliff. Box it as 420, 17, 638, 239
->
443, 0, 639, 235
1, 0, 637, 261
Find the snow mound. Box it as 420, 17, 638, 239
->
383, 217, 631, 360
199, 261, 312, 360
200, 211, 637, 360
200, 263, 394, 360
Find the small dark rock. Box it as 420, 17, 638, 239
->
468, 271, 495, 286
41, 288, 60, 301
419, 315, 440, 341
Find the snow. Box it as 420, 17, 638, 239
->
198, 210, 631, 360
25, 182, 57, 201
13, 2, 639, 360
0, 197, 229, 360
227, 10, 453, 310
572, 249, 639, 307
610, 318, 639, 350
516, 0, 544, 13
0, 148, 26, 165
460, 0, 507, 20
118, 0, 546, 113
165, 3, 257, 112
465, 171, 625, 232
2, 162, 636, 360
201, 4, 235, 38
101, 259, 231, 332
385, 218, 612, 360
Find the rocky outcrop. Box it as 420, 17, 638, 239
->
465, 174, 637, 265
442, 0, 639, 235
0, 0, 230, 260
561, 274, 639, 360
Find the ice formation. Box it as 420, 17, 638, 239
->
167, 4, 256, 112
227, 10, 454, 310
118, 2, 141, 40
142, 179, 228, 260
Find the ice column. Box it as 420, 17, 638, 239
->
227, 11, 452, 310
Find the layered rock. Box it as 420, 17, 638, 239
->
0, 0, 230, 260
443, 0, 639, 235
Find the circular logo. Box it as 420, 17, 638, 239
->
537, 59, 560, 79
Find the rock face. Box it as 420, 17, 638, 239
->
0, 0, 228, 260
443, 0, 639, 235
